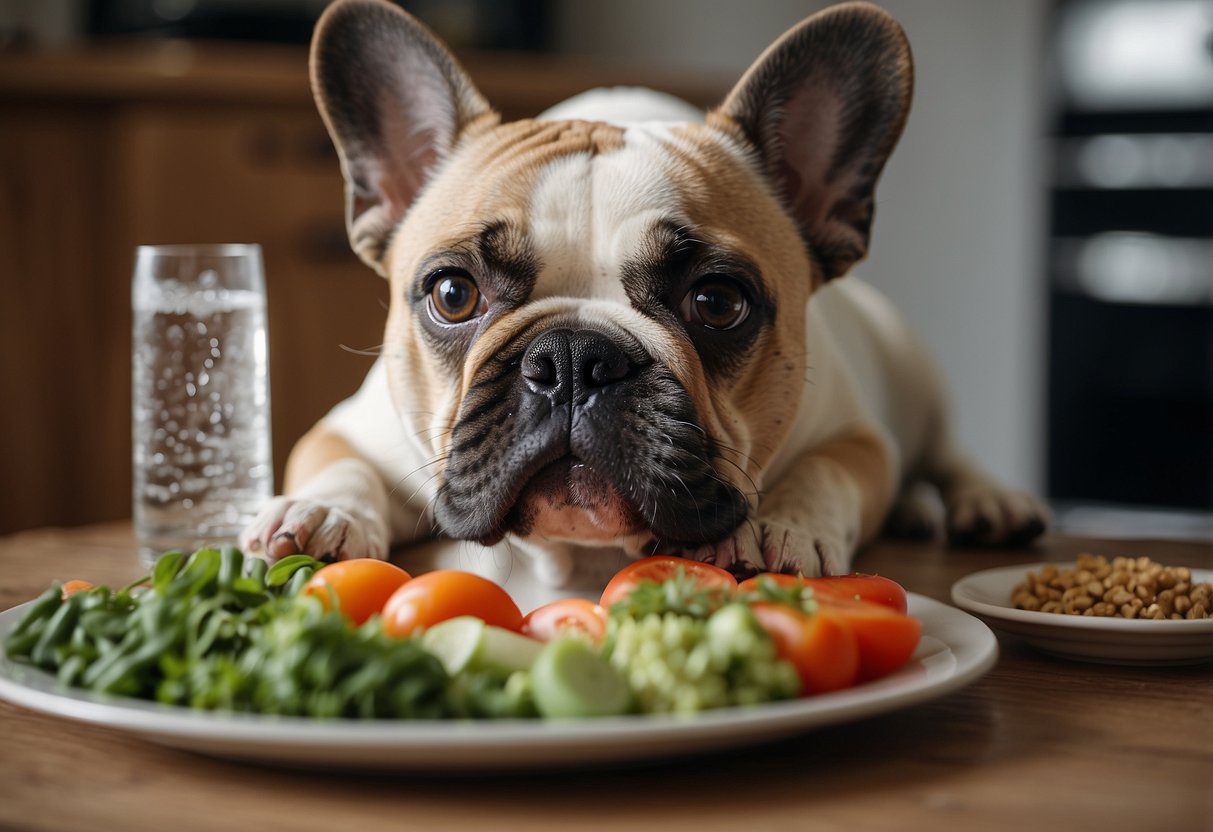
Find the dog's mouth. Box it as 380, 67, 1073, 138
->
503, 455, 647, 543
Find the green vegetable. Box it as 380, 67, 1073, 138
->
265, 554, 322, 588
422, 617, 543, 676
5, 547, 803, 722
608, 570, 732, 620
531, 637, 630, 718
421, 616, 484, 675
4, 585, 62, 654
605, 606, 800, 713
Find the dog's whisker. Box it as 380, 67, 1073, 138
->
338, 343, 384, 357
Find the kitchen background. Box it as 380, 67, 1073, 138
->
1, 0, 1210, 538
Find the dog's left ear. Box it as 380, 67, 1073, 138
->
710, 2, 913, 281
310, 0, 495, 273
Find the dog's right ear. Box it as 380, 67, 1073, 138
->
311, 0, 495, 273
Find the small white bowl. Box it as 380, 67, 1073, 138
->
951, 563, 1213, 666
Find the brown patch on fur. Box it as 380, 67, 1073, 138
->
644, 123, 816, 496
283, 426, 361, 492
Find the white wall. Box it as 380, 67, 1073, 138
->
554, 0, 1050, 491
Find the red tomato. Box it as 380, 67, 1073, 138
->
382, 570, 523, 637
61, 580, 94, 599
521, 599, 607, 644
805, 574, 909, 614
304, 559, 412, 626
751, 602, 859, 694
740, 572, 908, 614
813, 594, 921, 681
738, 573, 804, 593
600, 556, 738, 608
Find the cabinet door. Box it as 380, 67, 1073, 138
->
0, 105, 125, 533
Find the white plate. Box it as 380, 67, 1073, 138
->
0, 594, 995, 770
951, 563, 1213, 666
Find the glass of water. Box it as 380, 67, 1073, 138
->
132, 244, 273, 564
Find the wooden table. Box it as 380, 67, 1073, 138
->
1, 523, 1210, 832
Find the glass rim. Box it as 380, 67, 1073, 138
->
135, 243, 262, 258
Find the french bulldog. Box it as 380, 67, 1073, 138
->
240, 0, 1048, 592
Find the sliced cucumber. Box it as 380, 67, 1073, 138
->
421, 617, 543, 677
421, 617, 485, 675
531, 637, 631, 719
478, 625, 543, 675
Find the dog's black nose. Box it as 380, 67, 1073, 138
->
521, 328, 631, 405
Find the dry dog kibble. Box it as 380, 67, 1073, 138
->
1010, 553, 1212, 619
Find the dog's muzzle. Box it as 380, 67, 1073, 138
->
433, 321, 748, 548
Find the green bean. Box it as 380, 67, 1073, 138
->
6, 585, 63, 641
57, 653, 87, 687
3, 621, 46, 659
90, 628, 179, 694
285, 565, 316, 597
31, 594, 83, 669
242, 556, 268, 585
217, 546, 243, 591
80, 628, 141, 687
265, 554, 320, 587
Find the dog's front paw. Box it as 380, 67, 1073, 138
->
683, 520, 851, 579
945, 485, 1049, 546
239, 497, 389, 562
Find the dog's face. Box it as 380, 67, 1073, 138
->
311, 0, 912, 552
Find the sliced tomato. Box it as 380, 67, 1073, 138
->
304, 559, 412, 626
813, 594, 921, 681
804, 574, 908, 614
61, 580, 95, 599
382, 570, 523, 637
738, 573, 804, 593
600, 556, 737, 608
521, 599, 607, 644
740, 572, 908, 614
751, 602, 859, 694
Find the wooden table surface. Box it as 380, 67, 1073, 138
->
1, 523, 1210, 832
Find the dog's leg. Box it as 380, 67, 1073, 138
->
688, 426, 894, 578
923, 442, 1050, 546
239, 426, 391, 562
883, 480, 943, 540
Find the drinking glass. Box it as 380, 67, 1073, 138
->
132, 244, 273, 564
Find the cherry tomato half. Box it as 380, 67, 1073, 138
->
304, 559, 412, 626
750, 602, 859, 694
521, 599, 607, 644
812, 594, 921, 681
739, 572, 908, 614
382, 570, 523, 637
805, 574, 908, 614
61, 580, 94, 599
600, 556, 738, 608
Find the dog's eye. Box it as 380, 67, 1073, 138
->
428, 272, 482, 323
680, 277, 750, 331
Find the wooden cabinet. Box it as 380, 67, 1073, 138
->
0, 41, 725, 533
